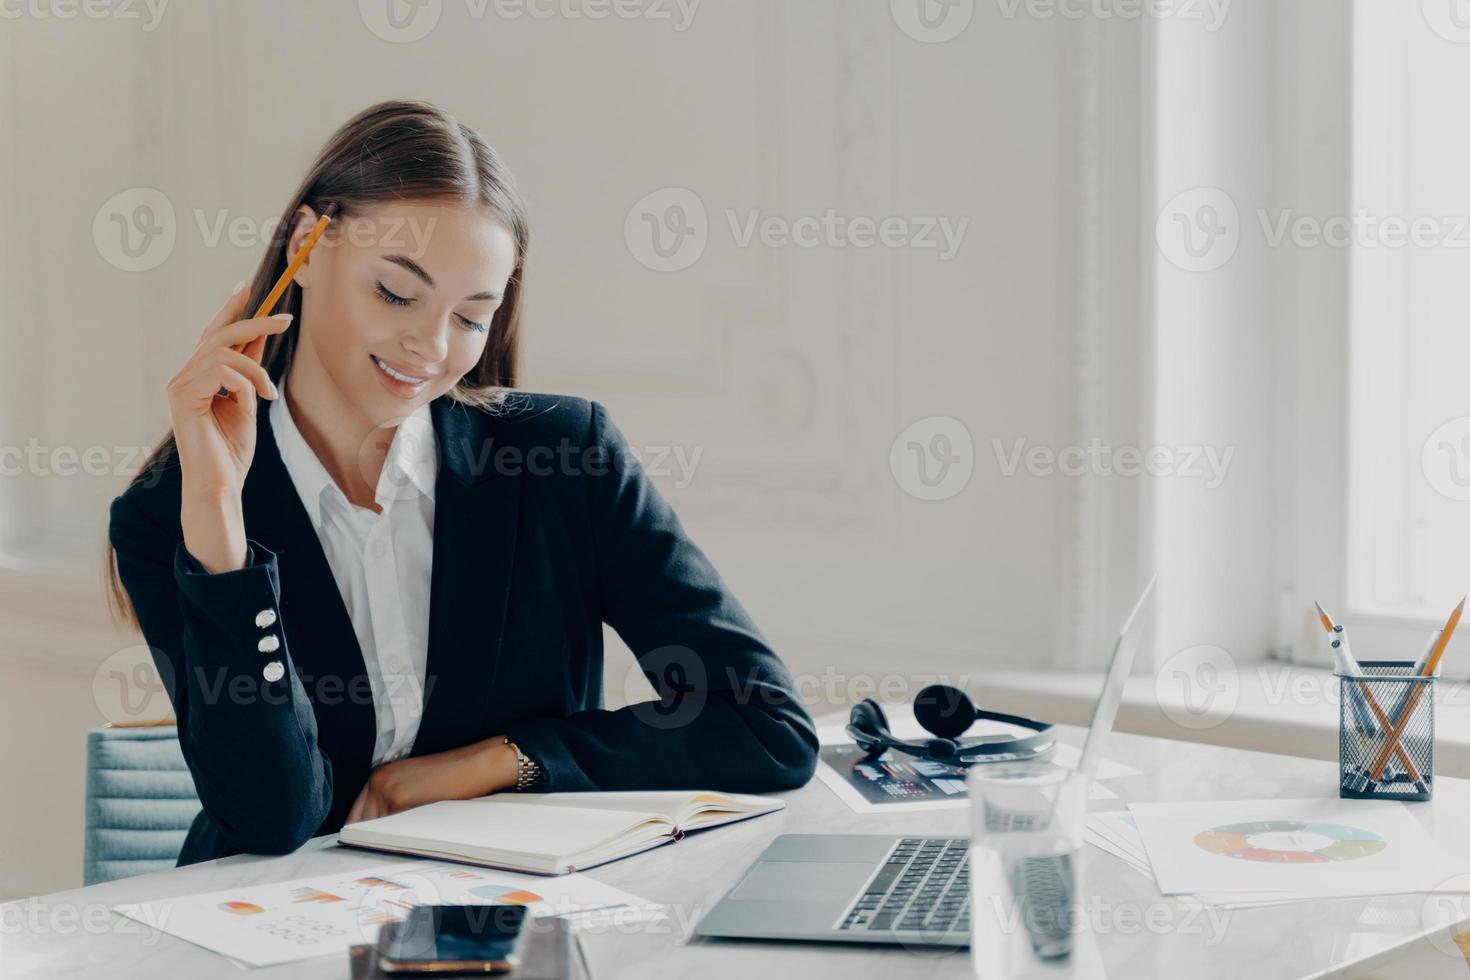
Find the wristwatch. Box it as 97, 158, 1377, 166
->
502, 735, 544, 792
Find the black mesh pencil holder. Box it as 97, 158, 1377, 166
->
1338, 661, 1435, 802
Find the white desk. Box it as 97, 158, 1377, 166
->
8, 727, 1470, 979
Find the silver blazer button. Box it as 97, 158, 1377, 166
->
254, 608, 278, 629
258, 634, 281, 654
262, 661, 285, 683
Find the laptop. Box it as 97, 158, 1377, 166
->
692, 576, 1156, 950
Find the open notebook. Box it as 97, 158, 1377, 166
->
335, 790, 785, 875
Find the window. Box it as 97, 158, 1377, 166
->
1347, 1, 1470, 626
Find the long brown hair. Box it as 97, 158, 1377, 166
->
104, 99, 530, 629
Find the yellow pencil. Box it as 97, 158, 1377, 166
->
229, 203, 338, 354
214, 204, 337, 400
1368, 596, 1465, 782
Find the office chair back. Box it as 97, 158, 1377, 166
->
83, 723, 201, 885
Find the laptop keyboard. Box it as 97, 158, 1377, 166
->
837, 837, 971, 935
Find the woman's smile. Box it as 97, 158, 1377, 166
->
371, 353, 430, 397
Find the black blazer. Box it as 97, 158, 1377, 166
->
108, 392, 819, 867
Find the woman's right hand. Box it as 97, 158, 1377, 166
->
168, 282, 291, 499
168, 282, 292, 571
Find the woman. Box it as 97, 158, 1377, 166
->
104, 100, 818, 867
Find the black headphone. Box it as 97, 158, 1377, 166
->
846, 684, 1056, 766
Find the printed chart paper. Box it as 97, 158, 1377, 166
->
111, 859, 661, 968
1087, 811, 1323, 909
1129, 798, 1468, 897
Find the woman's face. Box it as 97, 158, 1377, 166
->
289, 199, 517, 423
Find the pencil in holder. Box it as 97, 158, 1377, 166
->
1338, 660, 1434, 802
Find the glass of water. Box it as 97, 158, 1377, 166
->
968, 762, 1089, 980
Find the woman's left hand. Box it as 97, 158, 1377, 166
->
345, 735, 519, 824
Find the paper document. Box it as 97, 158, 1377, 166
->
111, 859, 661, 968
1128, 798, 1470, 898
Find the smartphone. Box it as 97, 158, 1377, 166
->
375, 904, 529, 975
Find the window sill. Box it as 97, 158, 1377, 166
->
983, 663, 1470, 779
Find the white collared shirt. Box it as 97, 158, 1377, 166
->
269, 373, 436, 767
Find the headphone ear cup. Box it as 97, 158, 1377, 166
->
914, 684, 978, 741
850, 698, 889, 735
848, 699, 891, 755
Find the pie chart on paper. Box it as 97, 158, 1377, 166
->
1194, 820, 1387, 863
217, 901, 265, 915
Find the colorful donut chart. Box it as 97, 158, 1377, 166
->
1194, 820, 1386, 863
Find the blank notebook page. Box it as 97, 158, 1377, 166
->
349, 800, 660, 858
